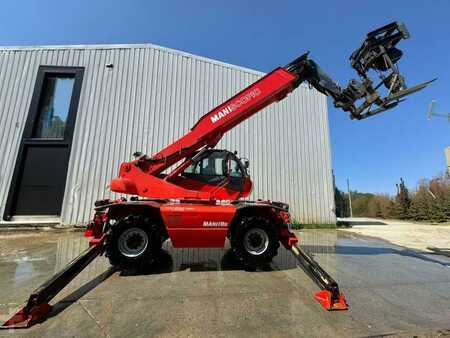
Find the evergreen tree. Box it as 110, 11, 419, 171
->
333, 172, 349, 217
334, 187, 349, 217
394, 178, 411, 219
428, 177, 450, 222
408, 184, 432, 221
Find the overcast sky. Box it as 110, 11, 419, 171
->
1, 0, 448, 194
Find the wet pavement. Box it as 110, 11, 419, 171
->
0, 230, 449, 337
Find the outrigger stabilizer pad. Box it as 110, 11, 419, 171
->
314, 290, 348, 311
1, 237, 105, 329
1, 304, 52, 329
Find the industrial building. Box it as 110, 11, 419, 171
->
0, 43, 335, 226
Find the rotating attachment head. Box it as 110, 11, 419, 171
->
285, 22, 435, 120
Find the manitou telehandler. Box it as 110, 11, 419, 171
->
2, 22, 433, 328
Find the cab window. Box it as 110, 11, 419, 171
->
184, 151, 227, 176
180, 150, 245, 190
229, 158, 243, 178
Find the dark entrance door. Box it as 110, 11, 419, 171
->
4, 66, 84, 219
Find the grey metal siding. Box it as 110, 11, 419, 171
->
0, 44, 335, 225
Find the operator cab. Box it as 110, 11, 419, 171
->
176, 149, 252, 199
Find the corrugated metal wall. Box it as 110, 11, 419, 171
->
0, 44, 335, 225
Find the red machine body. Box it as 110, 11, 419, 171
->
92, 198, 292, 249
160, 203, 236, 248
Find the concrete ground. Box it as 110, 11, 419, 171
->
0, 230, 449, 337
339, 218, 450, 252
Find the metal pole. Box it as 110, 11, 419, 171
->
346, 178, 353, 218
445, 147, 450, 177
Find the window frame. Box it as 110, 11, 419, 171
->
2, 66, 84, 220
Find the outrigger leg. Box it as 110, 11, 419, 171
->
1, 236, 106, 329
282, 231, 348, 311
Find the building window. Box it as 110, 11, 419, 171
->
32, 74, 76, 139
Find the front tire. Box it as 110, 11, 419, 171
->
105, 215, 162, 271
230, 216, 279, 268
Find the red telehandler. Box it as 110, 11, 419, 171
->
2, 22, 433, 328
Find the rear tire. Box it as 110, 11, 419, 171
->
230, 216, 279, 269
105, 215, 162, 271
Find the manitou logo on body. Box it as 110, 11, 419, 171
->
203, 221, 228, 227
210, 88, 262, 124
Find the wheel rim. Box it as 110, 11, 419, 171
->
118, 228, 149, 258
243, 228, 269, 255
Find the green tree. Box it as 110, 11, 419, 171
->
394, 178, 411, 219
407, 175, 449, 222
408, 182, 432, 221
333, 172, 349, 217
334, 187, 347, 217
428, 177, 450, 222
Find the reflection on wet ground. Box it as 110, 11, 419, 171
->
121, 242, 299, 276
47, 230, 338, 278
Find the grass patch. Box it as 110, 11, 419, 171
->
289, 222, 336, 230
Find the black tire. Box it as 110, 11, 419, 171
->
230, 216, 279, 269
105, 215, 162, 271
